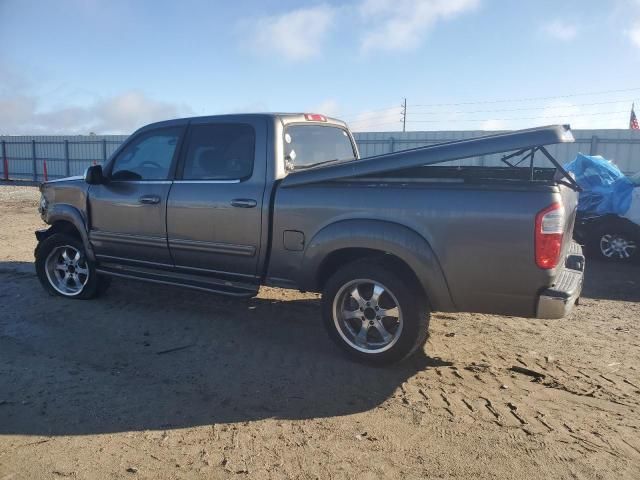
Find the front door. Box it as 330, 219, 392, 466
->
88, 126, 184, 266
167, 117, 267, 280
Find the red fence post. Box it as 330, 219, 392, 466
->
2, 140, 8, 181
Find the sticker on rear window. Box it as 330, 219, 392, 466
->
285, 133, 292, 144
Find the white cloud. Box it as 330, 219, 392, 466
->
243, 5, 336, 61
311, 98, 341, 117
359, 0, 480, 52
0, 89, 193, 135
541, 20, 578, 41
628, 23, 640, 48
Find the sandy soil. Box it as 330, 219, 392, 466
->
1, 184, 639, 479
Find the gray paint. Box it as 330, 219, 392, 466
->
268, 180, 577, 317
166, 115, 270, 279
37, 115, 582, 319
88, 181, 174, 264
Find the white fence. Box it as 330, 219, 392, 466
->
1, 129, 639, 182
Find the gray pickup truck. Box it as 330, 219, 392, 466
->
35, 114, 585, 364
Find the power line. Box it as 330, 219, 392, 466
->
406, 110, 628, 123
411, 87, 640, 107
408, 98, 638, 115
339, 87, 640, 120
347, 107, 630, 126
347, 110, 629, 131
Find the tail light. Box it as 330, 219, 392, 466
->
535, 203, 565, 269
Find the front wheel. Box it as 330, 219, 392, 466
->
322, 259, 430, 365
35, 233, 108, 299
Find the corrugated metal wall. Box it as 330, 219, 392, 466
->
1, 129, 639, 182
0, 135, 128, 181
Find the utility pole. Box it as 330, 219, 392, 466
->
401, 98, 407, 132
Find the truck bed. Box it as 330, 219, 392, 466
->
268, 174, 579, 318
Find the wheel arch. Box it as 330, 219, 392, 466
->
301, 219, 455, 312
40, 204, 96, 261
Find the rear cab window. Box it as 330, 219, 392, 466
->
181, 123, 255, 181
284, 125, 356, 171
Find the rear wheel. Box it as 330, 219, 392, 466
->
322, 259, 430, 365
36, 233, 108, 299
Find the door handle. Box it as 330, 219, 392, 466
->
231, 198, 257, 208
139, 195, 161, 205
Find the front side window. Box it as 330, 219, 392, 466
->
181, 124, 255, 180
110, 127, 182, 181
284, 125, 355, 170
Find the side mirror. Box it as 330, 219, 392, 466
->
84, 164, 104, 185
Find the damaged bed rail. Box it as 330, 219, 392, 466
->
282, 124, 576, 188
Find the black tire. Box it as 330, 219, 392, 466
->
97, 274, 112, 295
589, 225, 639, 263
35, 233, 107, 299
322, 258, 430, 365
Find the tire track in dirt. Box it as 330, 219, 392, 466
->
2, 187, 640, 479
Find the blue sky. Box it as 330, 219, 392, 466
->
1, 0, 640, 134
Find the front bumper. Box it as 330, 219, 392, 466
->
536, 242, 585, 319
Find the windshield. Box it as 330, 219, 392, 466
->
284, 125, 356, 171
630, 170, 640, 185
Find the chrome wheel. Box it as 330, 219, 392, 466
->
600, 234, 637, 259
44, 245, 90, 296
332, 279, 403, 354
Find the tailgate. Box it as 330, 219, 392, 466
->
558, 182, 580, 262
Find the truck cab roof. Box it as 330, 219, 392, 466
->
134, 113, 348, 135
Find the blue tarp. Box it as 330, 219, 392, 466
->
564, 153, 634, 215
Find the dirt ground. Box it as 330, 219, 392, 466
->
1, 184, 639, 480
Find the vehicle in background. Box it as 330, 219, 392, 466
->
573, 163, 640, 263
35, 115, 584, 365
573, 213, 639, 263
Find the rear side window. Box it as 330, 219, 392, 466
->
182, 124, 255, 180
284, 125, 355, 170
110, 127, 182, 181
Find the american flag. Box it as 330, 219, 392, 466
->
631, 103, 639, 130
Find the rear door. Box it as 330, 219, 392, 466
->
88, 126, 184, 265
166, 117, 267, 280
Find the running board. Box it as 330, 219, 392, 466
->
96, 264, 258, 298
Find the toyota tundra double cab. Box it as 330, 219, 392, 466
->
35, 114, 585, 364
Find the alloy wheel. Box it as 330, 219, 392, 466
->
44, 245, 90, 296
332, 279, 403, 354
600, 233, 637, 259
